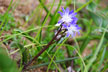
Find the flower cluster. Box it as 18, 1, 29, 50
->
56, 7, 81, 37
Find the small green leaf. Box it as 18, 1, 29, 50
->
0, 48, 18, 72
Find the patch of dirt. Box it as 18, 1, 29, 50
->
0, 0, 39, 29
77, 0, 86, 3
0, 0, 39, 14
100, 0, 108, 8
82, 40, 98, 57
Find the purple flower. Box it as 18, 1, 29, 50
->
55, 7, 77, 26
55, 7, 81, 38
66, 24, 81, 37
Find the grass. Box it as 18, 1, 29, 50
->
0, 0, 108, 72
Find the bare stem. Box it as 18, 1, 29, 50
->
23, 25, 63, 70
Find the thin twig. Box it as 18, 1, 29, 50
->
23, 25, 63, 70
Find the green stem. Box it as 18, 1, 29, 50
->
0, 0, 13, 36
28, 57, 78, 69
39, 0, 53, 17
47, 37, 68, 72
45, 51, 61, 72
0, 25, 52, 44
74, 38, 87, 72
75, 0, 93, 12
85, 25, 108, 72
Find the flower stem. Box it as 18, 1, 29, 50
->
23, 25, 62, 70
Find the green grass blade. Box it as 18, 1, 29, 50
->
97, 47, 106, 72
47, 37, 68, 72
75, 0, 93, 12
39, 0, 53, 17
0, 0, 13, 35
28, 57, 78, 69
85, 25, 108, 72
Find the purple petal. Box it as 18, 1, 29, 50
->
66, 32, 70, 37
71, 13, 77, 18
67, 24, 71, 27
73, 17, 78, 22
65, 8, 69, 13
70, 21, 76, 25
69, 17, 78, 24
61, 7, 65, 12
58, 19, 62, 23
77, 27, 81, 30
71, 32, 74, 38
58, 11, 63, 17
69, 10, 74, 15
74, 24, 81, 30
62, 24, 67, 28
75, 24, 78, 27
74, 32, 76, 36
78, 31, 80, 35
